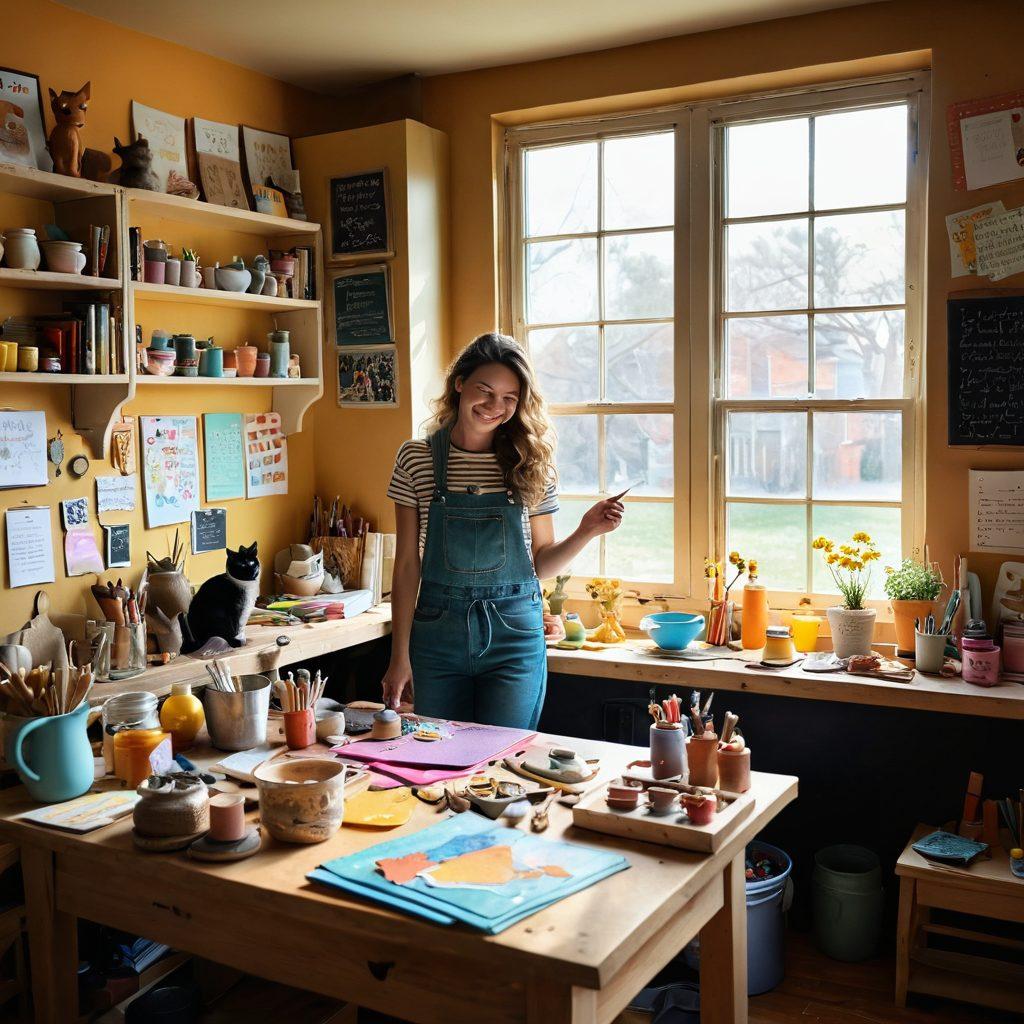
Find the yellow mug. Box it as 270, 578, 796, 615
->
17, 346, 38, 372
0, 341, 18, 372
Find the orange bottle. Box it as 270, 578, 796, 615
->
160, 682, 205, 752
741, 584, 769, 650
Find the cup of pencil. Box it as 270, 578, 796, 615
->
203, 661, 271, 751
277, 669, 327, 750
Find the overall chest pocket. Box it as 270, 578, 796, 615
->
443, 513, 506, 573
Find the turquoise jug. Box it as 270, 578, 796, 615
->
9, 702, 93, 803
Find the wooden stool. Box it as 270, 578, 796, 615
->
896, 823, 1024, 1016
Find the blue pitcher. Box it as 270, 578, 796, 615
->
8, 702, 93, 803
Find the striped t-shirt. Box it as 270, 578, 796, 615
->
387, 439, 559, 554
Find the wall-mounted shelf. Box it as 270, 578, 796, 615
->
0, 372, 129, 384
125, 188, 319, 237
135, 376, 320, 386
0, 268, 120, 292
132, 281, 318, 312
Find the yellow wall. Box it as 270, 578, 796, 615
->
418, 0, 1024, 598
0, 0, 339, 618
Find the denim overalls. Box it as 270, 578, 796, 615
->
409, 427, 547, 729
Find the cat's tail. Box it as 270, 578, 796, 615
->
178, 612, 199, 655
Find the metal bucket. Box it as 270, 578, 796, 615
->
203, 674, 271, 751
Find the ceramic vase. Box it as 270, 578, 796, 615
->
4, 228, 40, 270
173, 335, 198, 377
164, 257, 181, 286
826, 606, 877, 659
199, 347, 223, 377
254, 353, 271, 378
180, 259, 199, 288
890, 599, 935, 658
649, 723, 686, 780
235, 345, 258, 377
268, 332, 290, 378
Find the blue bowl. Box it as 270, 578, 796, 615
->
639, 612, 705, 651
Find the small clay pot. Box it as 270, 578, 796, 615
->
235, 345, 258, 377
17, 346, 38, 372
686, 735, 719, 788
283, 708, 315, 750
682, 793, 716, 826
134, 775, 210, 838
254, 353, 271, 378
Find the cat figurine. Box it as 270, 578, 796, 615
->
179, 543, 260, 653
47, 82, 90, 176
109, 135, 161, 190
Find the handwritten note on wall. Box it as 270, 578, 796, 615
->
970, 470, 1024, 554
96, 474, 137, 513
5, 506, 55, 588
0, 410, 47, 488
974, 207, 1024, 280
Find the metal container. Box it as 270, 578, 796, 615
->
203, 674, 271, 751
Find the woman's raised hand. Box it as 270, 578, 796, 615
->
579, 489, 627, 539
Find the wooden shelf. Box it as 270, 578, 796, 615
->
0, 268, 121, 291
135, 376, 320, 386
125, 187, 320, 237
0, 372, 128, 384
132, 280, 318, 311
0, 161, 118, 203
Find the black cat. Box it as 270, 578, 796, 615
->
109, 135, 160, 190
180, 543, 260, 653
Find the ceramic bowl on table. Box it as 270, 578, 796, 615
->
639, 612, 705, 651
254, 758, 354, 843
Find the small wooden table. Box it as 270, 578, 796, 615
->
896, 823, 1024, 1015
0, 737, 796, 1024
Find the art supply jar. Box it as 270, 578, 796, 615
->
159, 682, 205, 752
115, 728, 171, 788
741, 584, 769, 650
961, 636, 1000, 687
268, 330, 290, 378
791, 614, 821, 653
102, 691, 166, 785
649, 722, 686, 780
687, 734, 719, 788
718, 746, 752, 793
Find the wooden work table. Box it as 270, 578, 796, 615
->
0, 733, 797, 1024
87, 605, 393, 704
546, 643, 1024, 720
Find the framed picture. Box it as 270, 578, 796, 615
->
241, 125, 294, 196
131, 101, 188, 192
0, 67, 51, 171
328, 264, 393, 346
193, 118, 249, 209
337, 346, 398, 407
329, 168, 392, 262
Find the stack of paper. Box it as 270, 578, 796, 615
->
309, 813, 628, 933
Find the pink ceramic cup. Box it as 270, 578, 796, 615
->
208, 792, 246, 842
683, 793, 717, 826
647, 786, 679, 815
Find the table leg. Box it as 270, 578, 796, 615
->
700, 853, 747, 1024
526, 978, 598, 1023
21, 846, 77, 1024
895, 876, 914, 1007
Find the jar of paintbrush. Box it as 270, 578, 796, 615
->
90, 580, 146, 679
277, 669, 327, 750
648, 695, 687, 780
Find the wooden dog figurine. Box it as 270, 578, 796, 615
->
47, 81, 90, 177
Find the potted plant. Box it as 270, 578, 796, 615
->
883, 558, 943, 658
813, 531, 881, 659
180, 248, 199, 289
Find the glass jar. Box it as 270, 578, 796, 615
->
114, 728, 170, 788
102, 691, 161, 779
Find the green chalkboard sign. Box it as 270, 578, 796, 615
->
330, 265, 394, 346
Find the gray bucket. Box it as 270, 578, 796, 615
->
812, 844, 884, 962
203, 674, 271, 751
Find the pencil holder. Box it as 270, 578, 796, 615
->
686, 735, 719, 788
283, 708, 316, 750
717, 747, 751, 793
649, 723, 686, 780
106, 623, 146, 680
204, 675, 271, 751
914, 631, 946, 674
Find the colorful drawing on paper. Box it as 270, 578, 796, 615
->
60, 496, 89, 529
140, 416, 200, 527
0, 67, 51, 171
337, 346, 397, 407
244, 412, 288, 498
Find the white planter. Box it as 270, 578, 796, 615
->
826, 606, 876, 659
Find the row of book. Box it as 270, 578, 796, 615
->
0, 300, 125, 375
85, 224, 112, 278
287, 244, 317, 301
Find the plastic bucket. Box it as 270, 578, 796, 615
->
745, 841, 792, 995
812, 844, 883, 962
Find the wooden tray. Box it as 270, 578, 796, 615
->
571, 777, 755, 853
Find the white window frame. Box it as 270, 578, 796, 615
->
500, 71, 929, 611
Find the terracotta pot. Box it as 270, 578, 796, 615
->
890, 599, 935, 658
283, 708, 315, 750
235, 345, 258, 377
826, 606, 877, 659
254, 353, 271, 378
718, 747, 751, 793
686, 736, 719, 788
222, 350, 238, 371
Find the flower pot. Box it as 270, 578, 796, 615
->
890, 599, 935, 658
826, 606, 877, 659
235, 345, 258, 378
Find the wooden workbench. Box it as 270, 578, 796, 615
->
0, 736, 796, 1024
546, 644, 1024, 720
87, 605, 393, 704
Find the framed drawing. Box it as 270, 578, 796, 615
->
193, 117, 249, 209
329, 169, 392, 261
328, 264, 394, 346
337, 346, 398, 407
241, 125, 293, 195
131, 101, 188, 192
0, 67, 51, 171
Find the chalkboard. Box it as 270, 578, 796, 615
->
191, 508, 227, 554
330, 265, 393, 346
948, 294, 1024, 446
104, 524, 131, 568
329, 169, 391, 260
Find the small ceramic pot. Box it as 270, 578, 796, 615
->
235, 345, 258, 377
269, 336, 289, 378
144, 349, 176, 376
270, 255, 296, 276
914, 631, 946, 674
149, 332, 171, 351
144, 260, 166, 284
647, 786, 679, 815
134, 774, 210, 838
164, 257, 181, 287
17, 346, 38, 372
208, 793, 246, 842
682, 793, 716, 826
199, 347, 223, 377
180, 260, 199, 288
4, 228, 40, 270
40, 239, 86, 275
606, 779, 642, 810
254, 353, 271, 378
202, 265, 218, 289
686, 735, 719, 788
962, 638, 1000, 687
173, 335, 198, 377
223, 350, 238, 372
315, 710, 346, 742
650, 722, 687, 780
826, 607, 877, 660
41, 355, 62, 373
254, 759, 351, 844
215, 266, 251, 292
717, 747, 751, 793
261, 274, 278, 297
283, 708, 315, 750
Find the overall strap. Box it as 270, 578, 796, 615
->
428, 426, 450, 500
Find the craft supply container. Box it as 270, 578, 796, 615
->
102, 691, 160, 773
686, 735, 719, 788
718, 747, 752, 793
255, 759, 351, 843
134, 775, 210, 838
4, 228, 40, 270
8, 703, 93, 804
961, 638, 1000, 687
235, 344, 258, 377
914, 631, 946, 674
649, 722, 687, 780
283, 708, 315, 749
204, 674, 271, 751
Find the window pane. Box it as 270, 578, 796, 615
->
812, 505, 901, 599
812, 411, 901, 500
553, 499, 600, 576
529, 326, 598, 403
814, 105, 907, 210
726, 219, 808, 312
524, 142, 597, 236
725, 315, 808, 398
814, 311, 904, 399
604, 132, 674, 230
605, 322, 673, 402
604, 231, 673, 320
552, 415, 599, 493
605, 414, 673, 497
726, 118, 809, 218
606, 502, 673, 583
726, 502, 806, 592
726, 411, 807, 498
814, 211, 905, 308
526, 238, 598, 324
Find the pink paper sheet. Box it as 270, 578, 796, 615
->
338, 724, 535, 770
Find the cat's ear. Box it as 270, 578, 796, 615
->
113, 137, 123, 151
247, 542, 258, 556
48, 88, 58, 103
79, 82, 91, 102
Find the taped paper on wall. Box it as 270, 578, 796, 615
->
974, 207, 1024, 281
946, 201, 1005, 276
970, 469, 1024, 554
5, 506, 55, 588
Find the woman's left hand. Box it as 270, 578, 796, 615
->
579, 491, 626, 540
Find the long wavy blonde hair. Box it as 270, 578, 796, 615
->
429, 333, 556, 507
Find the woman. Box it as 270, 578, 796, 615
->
382, 333, 625, 729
